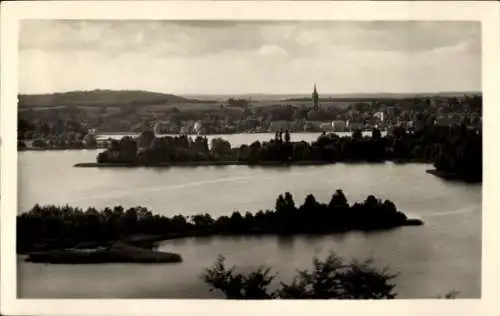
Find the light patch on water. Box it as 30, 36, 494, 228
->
423, 206, 479, 218
70, 171, 306, 204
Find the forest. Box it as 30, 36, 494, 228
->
17, 190, 419, 254
95, 124, 482, 182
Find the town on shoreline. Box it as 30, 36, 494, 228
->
17, 89, 482, 183
18, 89, 481, 149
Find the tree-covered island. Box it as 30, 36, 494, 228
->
18, 190, 422, 264
76, 123, 482, 182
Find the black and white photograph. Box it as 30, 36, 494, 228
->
1, 1, 499, 316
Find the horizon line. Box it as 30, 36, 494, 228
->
18, 89, 482, 96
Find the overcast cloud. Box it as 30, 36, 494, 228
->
19, 20, 481, 94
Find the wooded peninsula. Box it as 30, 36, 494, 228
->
18, 190, 422, 264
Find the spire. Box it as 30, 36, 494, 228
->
312, 82, 319, 111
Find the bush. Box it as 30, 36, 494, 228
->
202, 252, 398, 299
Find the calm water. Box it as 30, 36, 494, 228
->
18, 133, 481, 299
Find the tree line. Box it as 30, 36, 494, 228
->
17, 191, 412, 253
95, 124, 482, 182
18, 117, 99, 150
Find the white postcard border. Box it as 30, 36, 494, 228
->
1, 1, 499, 315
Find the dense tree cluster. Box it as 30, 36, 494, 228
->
94, 125, 482, 182
17, 191, 411, 253
235, 124, 481, 167
227, 98, 250, 108
97, 133, 213, 163
18, 118, 88, 140
203, 253, 398, 299
432, 125, 482, 182
18, 117, 99, 150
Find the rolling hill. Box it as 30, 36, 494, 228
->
185, 91, 481, 102
18, 89, 481, 108
18, 90, 216, 107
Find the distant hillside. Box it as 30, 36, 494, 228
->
19, 90, 481, 107
185, 91, 481, 102
284, 91, 481, 102
18, 90, 216, 107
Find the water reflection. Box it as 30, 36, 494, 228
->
277, 235, 295, 251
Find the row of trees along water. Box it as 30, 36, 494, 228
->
18, 191, 410, 253
96, 123, 482, 182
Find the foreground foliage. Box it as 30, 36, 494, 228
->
202, 253, 398, 299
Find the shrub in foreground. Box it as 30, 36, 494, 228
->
202, 253, 398, 299
202, 253, 461, 299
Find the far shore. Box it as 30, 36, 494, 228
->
74, 161, 330, 168
19, 147, 103, 152
74, 159, 429, 168
426, 169, 481, 183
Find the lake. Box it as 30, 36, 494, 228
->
17, 133, 481, 299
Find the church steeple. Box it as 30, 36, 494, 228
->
312, 83, 319, 111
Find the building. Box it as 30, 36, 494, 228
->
385, 106, 396, 118
153, 121, 163, 135
331, 120, 347, 132
268, 121, 291, 132
373, 111, 385, 122
320, 122, 333, 131
312, 84, 319, 111
193, 121, 203, 135
346, 120, 363, 131
435, 117, 463, 126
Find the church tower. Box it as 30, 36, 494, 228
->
312, 83, 319, 111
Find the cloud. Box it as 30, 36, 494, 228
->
259, 45, 289, 58
20, 20, 480, 57
18, 20, 481, 94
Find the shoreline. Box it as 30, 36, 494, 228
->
25, 242, 183, 264
21, 218, 423, 264
19, 147, 103, 152
74, 161, 330, 167
146, 218, 424, 242
92, 131, 381, 136
426, 169, 481, 183
74, 159, 430, 168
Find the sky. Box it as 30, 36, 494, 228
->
18, 20, 481, 95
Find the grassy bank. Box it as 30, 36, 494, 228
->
25, 242, 182, 264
